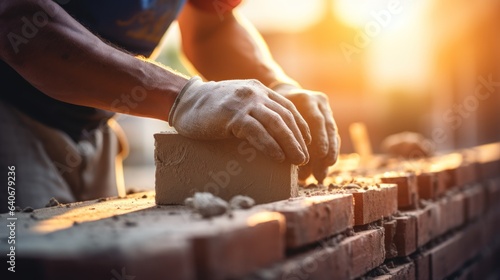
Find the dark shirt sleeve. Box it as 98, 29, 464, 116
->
188, 0, 242, 14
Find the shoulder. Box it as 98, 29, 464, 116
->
187, 0, 242, 13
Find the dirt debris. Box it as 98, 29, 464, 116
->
229, 195, 255, 209
124, 220, 137, 227
184, 193, 257, 218
45, 197, 61, 207
22, 207, 34, 213
185, 192, 229, 219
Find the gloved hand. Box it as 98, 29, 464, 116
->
169, 76, 311, 165
272, 84, 340, 184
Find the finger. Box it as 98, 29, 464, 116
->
251, 105, 308, 165
312, 158, 328, 185
261, 101, 309, 164
308, 108, 329, 158
320, 104, 340, 166
268, 91, 312, 145
230, 115, 285, 163
298, 162, 312, 181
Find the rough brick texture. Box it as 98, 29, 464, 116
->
259, 194, 354, 249
380, 173, 418, 210
352, 184, 398, 225
373, 262, 415, 280
0, 192, 285, 280
394, 215, 417, 257
154, 132, 298, 205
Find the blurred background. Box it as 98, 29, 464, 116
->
121, 0, 500, 189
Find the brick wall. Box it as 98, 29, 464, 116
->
2, 143, 499, 280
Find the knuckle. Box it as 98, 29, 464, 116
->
317, 92, 328, 101
281, 109, 295, 122
311, 112, 325, 123
268, 112, 284, 127
234, 86, 254, 99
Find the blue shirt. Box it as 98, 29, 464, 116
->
1, 0, 241, 141
63, 0, 186, 56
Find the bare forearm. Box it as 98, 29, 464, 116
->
178, 4, 297, 87
0, 0, 188, 121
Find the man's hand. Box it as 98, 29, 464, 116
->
272, 84, 340, 184
169, 77, 312, 165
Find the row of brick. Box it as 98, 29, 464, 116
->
374, 177, 500, 280
2, 143, 499, 280
240, 144, 500, 279
244, 177, 500, 280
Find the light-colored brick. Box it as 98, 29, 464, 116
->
154, 132, 298, 205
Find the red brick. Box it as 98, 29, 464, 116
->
193, 212, 285, 280
416, 172, 439, 200
479, 160, 500, 180
384, 220, 398, 259
0, 192, 286, 280
414, 251, 431, 280
474, 142, 500, 180
380, 173, 419, 210
483, 203, 500, 245
455, 163, 477, 188
463, 184, 486, 222
436, 192, 465, 236
486, 178, 500, 213
429, 232, 464, 279
40, 237, 195, 280
348, 228, 386, 279
272, 241, 350, 280
394, 215, 417, 257
455, 263, 475, 280
352, 184, 398, 225
471, 239, 500, 280
260, 194, 354, 249
429, 220, 483, 280
462, 220, 484, 261
426, 153, 463, 190
406, 203, 440, 247
436, 169, 454, 193
373, 262, 416, 280
252, 229, 385, 280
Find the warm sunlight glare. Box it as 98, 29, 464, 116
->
32, 198, 153, 234
239, 0, 325, 33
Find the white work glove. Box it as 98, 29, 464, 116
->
169, 76, 311, 165
272, 83, 340, 184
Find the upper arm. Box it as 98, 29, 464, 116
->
178, 0, 242, 41
187, 0, 242, 15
